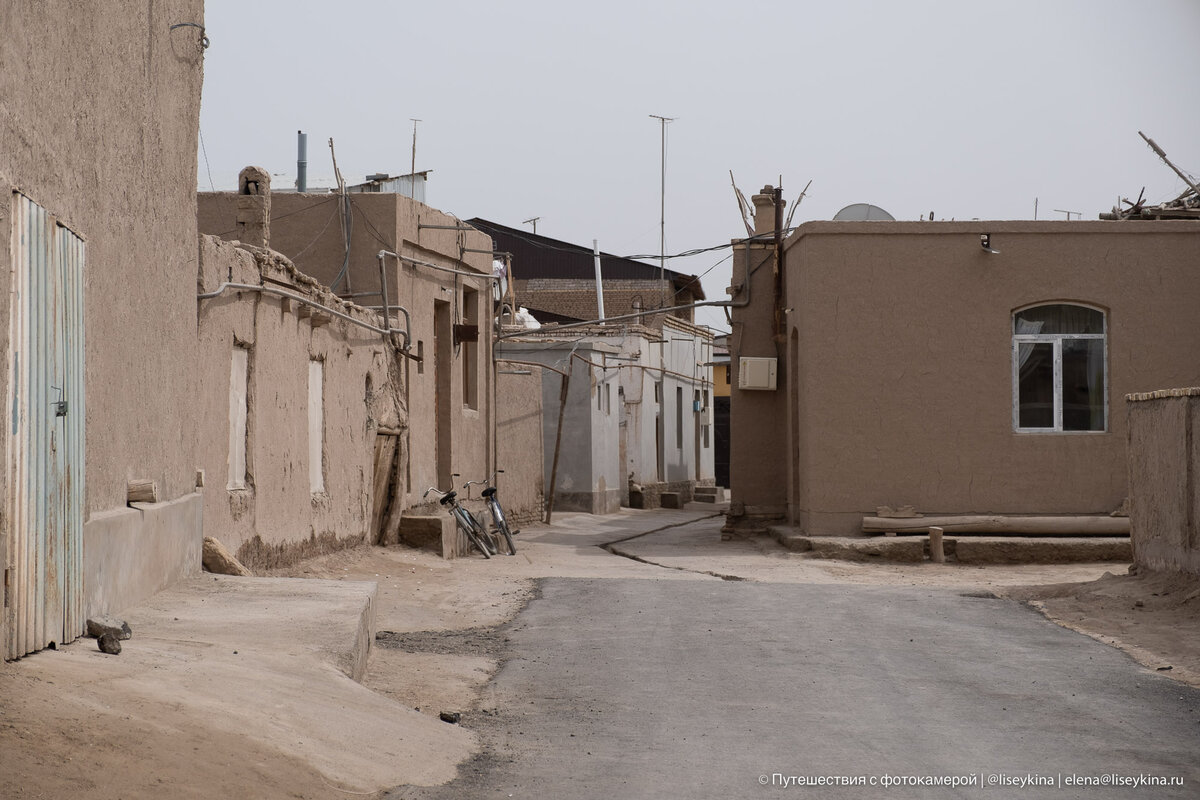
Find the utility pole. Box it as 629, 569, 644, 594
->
650, 114, 674, 312
523, 217, 540, 234
409, 119, 421, 198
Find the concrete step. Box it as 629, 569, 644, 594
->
693, 486, 726, 503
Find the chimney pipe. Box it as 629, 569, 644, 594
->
297, 130, 308, 193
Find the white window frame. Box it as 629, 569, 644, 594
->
1011, 304, 1107, 434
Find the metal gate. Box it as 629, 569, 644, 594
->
5, 193, 86, 660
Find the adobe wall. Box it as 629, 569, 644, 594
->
1126, 389, 1200, 575
0, 2, 207, 624
727, 240, 788, 519
781, 221, 1200, 535
195, 236, 404, 569
499, 340, 621, 514
515, 277, 693, 325
199, 191, 495, 516
495, 368, 545, 525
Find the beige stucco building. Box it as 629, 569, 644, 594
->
1, 1, 209, 659
728, 186, 1200, 536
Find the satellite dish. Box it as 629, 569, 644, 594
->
833, 203, 895, 221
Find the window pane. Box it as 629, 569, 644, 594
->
1017, 343, 1054, 428
1062, 338, 1105, 431
1014, 304, 1103, 335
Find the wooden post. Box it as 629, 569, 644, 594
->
929, 526, 945, 564
544, 371, 571, 524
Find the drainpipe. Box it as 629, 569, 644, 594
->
297, 131, 307, 193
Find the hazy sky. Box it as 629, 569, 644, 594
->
198, 1, 1200, 332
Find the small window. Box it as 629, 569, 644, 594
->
461, 287, 478, 409
1012, 304, 1106, 433
309, 359, 325, 492
228, 346, 250, 489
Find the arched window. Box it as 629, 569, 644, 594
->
1012, 304, 1107, 432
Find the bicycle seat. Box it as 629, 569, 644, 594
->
439, 491, 457, 505
481, 487, 496, 498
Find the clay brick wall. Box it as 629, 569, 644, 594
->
516, 278, 696, 325
1127, 389, 1200, 575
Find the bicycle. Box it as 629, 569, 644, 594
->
463, 470, 518, 556
422, 486, 494, 559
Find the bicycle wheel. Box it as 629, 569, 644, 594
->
492, 502, 517, 556
454, 508, 492, 558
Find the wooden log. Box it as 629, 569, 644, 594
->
202, 537, 252, 577
929, 526, 945, 563
127, 479, 159, 505
862, 514, 1130, 536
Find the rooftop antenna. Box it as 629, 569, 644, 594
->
783, 178, 812, 233
523, 217, 540, 234
729, 171, 754, 237
1139, 130, 1200, 197
409, 119, 422, 199
1053, 209, 1082, 220
650, 114, 675, 310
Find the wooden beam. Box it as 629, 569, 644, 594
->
862, 515, 1130, 536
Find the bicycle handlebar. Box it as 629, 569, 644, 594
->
462, 469, 504, 489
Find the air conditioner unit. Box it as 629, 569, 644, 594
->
739, 357, 777, 391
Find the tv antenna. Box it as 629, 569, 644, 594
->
650, 114, 675, 308
523, 217, 540, 234
409, 119, 421, 198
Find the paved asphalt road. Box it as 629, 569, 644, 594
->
388, 578, 1200, 799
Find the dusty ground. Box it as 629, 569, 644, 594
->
2, 507, 1197, 798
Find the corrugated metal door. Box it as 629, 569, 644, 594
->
5, 194, 86, 660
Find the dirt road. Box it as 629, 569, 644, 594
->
2, 508, 1196, 798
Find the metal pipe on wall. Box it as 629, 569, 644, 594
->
198, 281, 415, 356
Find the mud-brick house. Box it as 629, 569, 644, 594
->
193, 195, 415, 567
1, 2, 209, 659
727, 185, 1200, 536
198, 183, 545, 538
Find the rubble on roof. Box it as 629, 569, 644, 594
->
1101, 131, 1200, 220
1102, 186, 1200, 220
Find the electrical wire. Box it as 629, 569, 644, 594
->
210, 194, 338, 238
472, 219, 791, 266
288, 203, 341, 263
198, 127, 215, 192
350, 197, 399, 252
